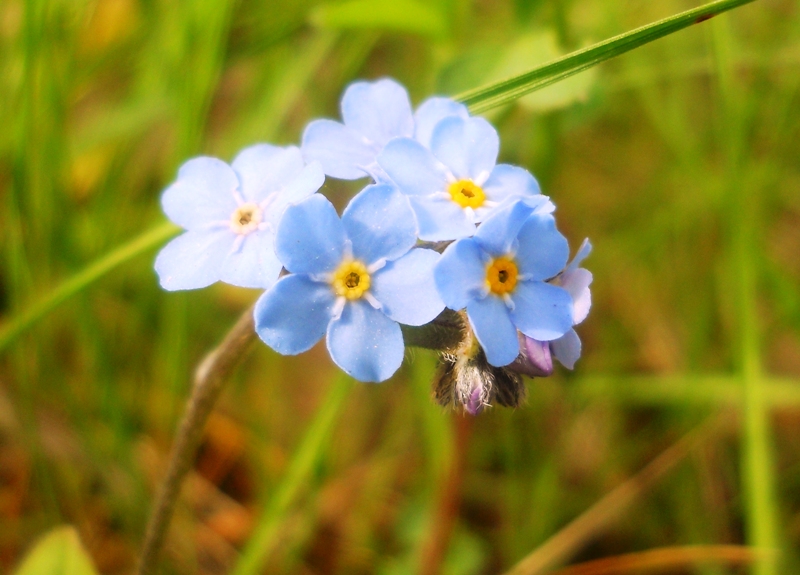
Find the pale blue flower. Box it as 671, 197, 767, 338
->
254, 185, 444, 382
434, 199, 573, 367
301, 78, 469, 182
155, 145, 324, 290
378, 116, 549, 241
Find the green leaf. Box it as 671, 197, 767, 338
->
456, 0, 758, 113
13, 526, 99, 575
310, 0, 447, 38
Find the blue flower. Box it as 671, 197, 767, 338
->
434, 199, 574, 367
301, 78, 469, 182
155, 145, 324, 290
377, 115, 548, 241
254, 185, 445, 382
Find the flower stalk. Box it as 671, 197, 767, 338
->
137, 305, 257, 575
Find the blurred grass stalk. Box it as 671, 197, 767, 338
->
231, 373, 353, 575
0, 222, 179, 353
504, 416, 730, 575
711, 13, 780, 575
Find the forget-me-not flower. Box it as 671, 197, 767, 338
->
378, 116, 548, 241
254, 185, 445, 382
301, 78, 469, 182
434, 199, 574, 367
155, 145, 324, 290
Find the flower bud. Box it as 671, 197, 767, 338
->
432, 313, 526, 415
508, 334, 554, 378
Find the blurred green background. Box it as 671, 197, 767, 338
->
1, 0, 799, 573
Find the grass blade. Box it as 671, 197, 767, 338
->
456, 0, 758, 113
711, 14, 779, 575
504, 417, 729, 575
232, 373, 353, 575
0, 222, 178, 353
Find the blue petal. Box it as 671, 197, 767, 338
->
219, 231, 283, 289
231, 144, 305, 203
276, 195, 345, 275
341, 78, 414, 147
567, 238, 592, 271
435, 239, 487, 310
341, 185, 417, 265
302, 119, 376, 180
466, 296, 519, 367
371, 248, 444, 326
378, 138, 448, 196
254, 274, 335, 355
161, 157, 239, 230
154, 229, 230, 290
327, 299, 404, 382
510, 281, 573, 341
482, 164, 541, 204
561, 268, 592, 324
413, 97, 469, 148
552, 329, 581, 369
473, 200, 535, 256
430, 116, 498, 181
265, 161, 325, 229
408, 195, 476, 241
515, 214, 570, 280
474, 195, 553, 226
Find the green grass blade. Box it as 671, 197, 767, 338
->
232, 373, 353, 575
0, 222, 178, 353
456, 0, 758, 113
711, 15, 779, 575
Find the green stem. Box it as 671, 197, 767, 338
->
0, 221, 178, 353
232, 372, 353, 575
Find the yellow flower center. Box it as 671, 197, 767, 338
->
230, 203, 263, 234
331, 260, 371, 300
486, 257, 518, 295
448, 179, 486, 209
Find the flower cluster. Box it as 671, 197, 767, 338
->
155, 78, 592, 412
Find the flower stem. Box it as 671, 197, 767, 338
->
137, 305, 257, 575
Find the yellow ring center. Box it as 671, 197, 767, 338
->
448, 179, 486, 209
230, 203, 263, 234
486, 257, 518, 295
331, 260, 371, 300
